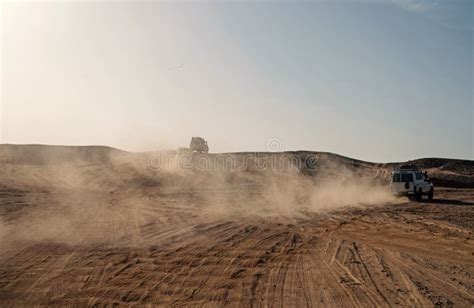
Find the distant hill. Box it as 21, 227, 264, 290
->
0, 144, 472, 188
0, 144, 124, 165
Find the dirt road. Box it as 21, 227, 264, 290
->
1, 181, 473, 307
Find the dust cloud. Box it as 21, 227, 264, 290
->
0, 147, 395, 248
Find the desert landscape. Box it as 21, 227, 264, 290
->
0, 144, 473, 307
2, 0, 472, 306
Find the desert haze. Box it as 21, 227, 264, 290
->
0, 144, 473, 306
2, 1, 472, 306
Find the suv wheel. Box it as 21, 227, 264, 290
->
414, 187, 422, 201
428, 187, 434, 200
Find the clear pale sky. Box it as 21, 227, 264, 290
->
1, 0, 473, 162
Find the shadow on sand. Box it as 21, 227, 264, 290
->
423, 199, 474, 206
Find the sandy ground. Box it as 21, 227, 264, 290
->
0, 148, 473, 307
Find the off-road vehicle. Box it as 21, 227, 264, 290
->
189, 137, 209, 154
391, 165, 434, 200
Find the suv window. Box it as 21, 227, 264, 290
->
392, 174, 400, 182
401, 173, 414, 182
415, 172, 423, 180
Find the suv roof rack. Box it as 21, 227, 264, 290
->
394, 165, 421, 172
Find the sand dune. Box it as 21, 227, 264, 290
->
0, 145, 473, 306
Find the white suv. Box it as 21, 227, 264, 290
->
391, 165, 434, 200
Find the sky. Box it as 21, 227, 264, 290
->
1, 0, 472, 162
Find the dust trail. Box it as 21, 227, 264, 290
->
197, 156, 395, 220
0, 147, 394, 248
